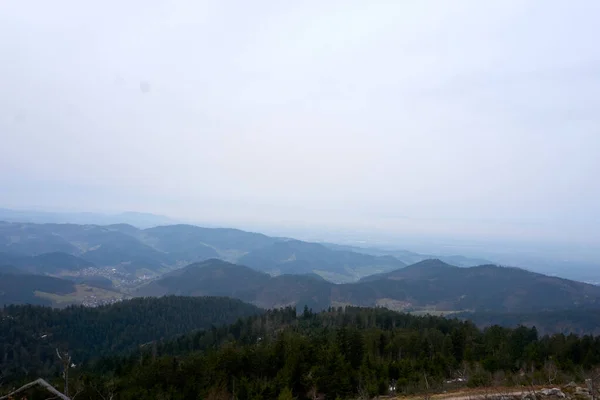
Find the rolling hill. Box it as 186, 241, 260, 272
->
137, 259, 271, 299
0, 221, 409, 281
0, 272, 76, 306
0, 251, 95, 274
141, 224, 275, 261
325, 243, 493, 267
137, 259, 334, 310
356, 259, 600, 311
238, 239, 406, 282
136, 258, 600, 313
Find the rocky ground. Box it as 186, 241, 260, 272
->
393, 381, 600, 400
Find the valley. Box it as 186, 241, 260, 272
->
2, 221, 600, 335
3, 219, 600, 399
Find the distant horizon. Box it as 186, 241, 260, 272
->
2, 1, 599, 252
2, 205, 600, 260
2, 204, 600, 285
2, 204, 597, 246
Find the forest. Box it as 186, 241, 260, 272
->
3, 302, 600, 399
0, 296, 261, 381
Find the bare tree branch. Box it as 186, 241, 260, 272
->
0, 378, 71, 400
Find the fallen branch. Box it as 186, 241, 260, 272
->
0, 378, 71, 400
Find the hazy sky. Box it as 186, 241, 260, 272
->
1, 0, 599, 244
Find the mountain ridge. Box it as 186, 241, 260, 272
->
136, 258, 600, 313
0, 221, 410, 282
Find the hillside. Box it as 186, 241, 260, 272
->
325, 243, 493, 267
238, 239, 406, 282
0, 296, 262, 381
0, 273, 76, 306
137, 259, 271, 299
138, 259, 335, 310
136, 259, 600, 313
5, 305, 599, 400
457, 309, 600, 336
357, 259, 600, 311
144, 224, 276, 251
0, 251, 95, 274
0, 221, 410, 283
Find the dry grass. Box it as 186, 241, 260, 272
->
35, 284, 124, 306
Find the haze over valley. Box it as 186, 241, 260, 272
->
2, 1, 600, 399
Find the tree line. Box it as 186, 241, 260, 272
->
3, 303, 600, 399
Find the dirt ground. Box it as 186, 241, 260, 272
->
391, 385, 550, 400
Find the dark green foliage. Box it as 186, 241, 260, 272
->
4, 304, 600, 399
137, 259, 600, 314
136, 259, 270, 298
136, 259, 334, 310
458, 309, 600, 336
357, 260, 600, 312
74, 306, 600, 399
0, 296, 262, 383
0, 273, 75, 306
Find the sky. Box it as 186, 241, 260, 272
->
1, 0, 599, 245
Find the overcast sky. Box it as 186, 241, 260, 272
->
1, 0, 599, 244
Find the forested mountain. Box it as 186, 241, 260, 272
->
136, 259, 600, 313
2, 220, 599, 313
458, 309, 600, 336
144, 224, 277, 255
5, 305, 600, 400
136, 259, 271, 299
0, 251, 94, 274
238, 239, 406, 282
325, 243, 493, 267
357, 259, 600, 311
0, 221, 409, 281
0, 273, 76, 306
0, 296, 262, 382
136, 259, 332, 310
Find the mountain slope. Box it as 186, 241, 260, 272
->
456, 309, 600, 336
325, 243, 493, 267
137, 259, 332, 309
238, 239, 406, 282
0, 296, 262, 380
0, 273, 76, 306
0, 221, 410, 282
137, 259, 600, 312
137, 259, 271, 299
0, 221, 78, 255
358, 259, 600, 311
0, 222, 173, 273
142, 224, 277, 260
0, 222, 278, 275
0, 251, 95, 274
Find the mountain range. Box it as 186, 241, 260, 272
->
0, 221, 415, 282
136, 258, 600, 313
3, 219, 600, 319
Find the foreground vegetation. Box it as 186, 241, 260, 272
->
3, 300, 600, 399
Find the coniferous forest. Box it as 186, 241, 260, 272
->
3, 298, 600, 400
